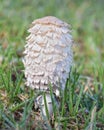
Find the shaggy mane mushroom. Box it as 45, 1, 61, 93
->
23, 16, 73, 117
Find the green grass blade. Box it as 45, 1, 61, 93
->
43, 93, 50, 120
13, 73, 23, 96
1, 113, 16, 128
74, 85, 83, 114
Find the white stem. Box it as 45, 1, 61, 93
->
35, 93, 59, 117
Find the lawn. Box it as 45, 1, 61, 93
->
0, 0, 104, 129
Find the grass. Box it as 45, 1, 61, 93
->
0, 0, 104, 129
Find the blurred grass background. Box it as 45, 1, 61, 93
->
0, 0, 104, 68
0, 0, 104, 129
0, 0, 104, 74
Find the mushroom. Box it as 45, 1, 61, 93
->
23, 16, 73, 117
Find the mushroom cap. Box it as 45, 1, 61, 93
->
32, 16, 69, 27
23, 16, 73, 94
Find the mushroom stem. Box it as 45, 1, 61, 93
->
35, 93, 59, 118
